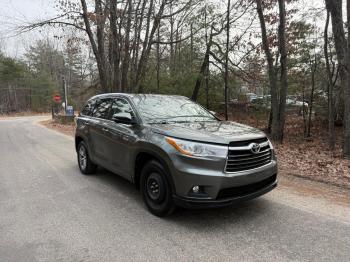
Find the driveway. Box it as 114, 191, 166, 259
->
0, 116, 349, 261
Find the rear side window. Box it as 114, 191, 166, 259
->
81, 99, 96, 116
92, 98, 112, 119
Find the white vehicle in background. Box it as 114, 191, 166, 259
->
246, 93, 258, 102
251, 95, 308, 115
286, 96, 308, 115
286, 96, 308, 107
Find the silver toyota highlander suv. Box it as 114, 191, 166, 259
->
75, 94, 278, 216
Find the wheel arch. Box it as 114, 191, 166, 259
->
133, 150, 175, 192
75, 135, 93, 161
75, 136, 84, 152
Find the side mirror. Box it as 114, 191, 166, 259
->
112, 112, 136, 125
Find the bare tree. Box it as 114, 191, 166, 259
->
255, 0, 278, 138
81, 0, 109, 92
224, 0, 231, 121
325, 0, 350, 158
324, 9, 336, 150
255, 0, 288, 142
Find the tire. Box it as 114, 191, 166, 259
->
77, 141, 97, 175
140, 160, 175, 217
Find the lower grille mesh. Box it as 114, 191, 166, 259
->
217, 174, 277, 199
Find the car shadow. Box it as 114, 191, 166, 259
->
91, 166, 141, 200
167, 198, 273, 230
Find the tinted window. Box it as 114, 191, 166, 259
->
81, 99, 96, 116
92, 99, 112, 119
131, 95, 215, 123
109, 98, 134, 119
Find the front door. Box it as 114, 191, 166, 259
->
105, 97, 138, 179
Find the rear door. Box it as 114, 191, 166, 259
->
89, 98, 113, 166
105, 97, 138, 179
77, 98, 96, 155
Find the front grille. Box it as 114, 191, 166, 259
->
225, 138, 272, 172
217, 174, 277, 199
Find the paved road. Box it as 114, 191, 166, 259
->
1, 116, 350, 262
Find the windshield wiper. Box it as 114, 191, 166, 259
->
148, 120, 169, 124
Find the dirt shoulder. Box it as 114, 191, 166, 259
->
39, 119, 75, 137
278, 174, 350, 207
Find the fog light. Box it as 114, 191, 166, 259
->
192, 186, 200, 193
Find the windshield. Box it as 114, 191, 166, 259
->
132, 95, 217, 124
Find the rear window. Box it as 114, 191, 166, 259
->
81, 99, 96, 116
92, 99, 112, 119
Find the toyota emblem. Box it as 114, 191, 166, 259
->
250, 143, 261, 154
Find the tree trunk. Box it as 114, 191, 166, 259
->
191, 47, 210, 101
276, 0, 288, 142
324, 9, 336, 150
170, 3, 175, 76
224, 0, 231, 121
345, 0, 350, 157
136, 0, 166, 92
326, 0, 350, 158
120, 0, 133, 92
256, 0, 279, 139
302, 80, 307, 136
190, 22, 194, 72
110, 0, 121, 92
205, 61, 210, 109
306, 56, 317, 138
191, 32, 212, 101
156, 24, 161, 93
130, 0, 145, 92
80, 0, 109, 93
204, 7, 208, 107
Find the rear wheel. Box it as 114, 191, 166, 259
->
77, 141, 97, 175
140, 160, 175, 217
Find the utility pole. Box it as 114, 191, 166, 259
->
63, 77, 68, 114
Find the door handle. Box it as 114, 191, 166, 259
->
102, 127, 109, 132
84, 121, 90, 125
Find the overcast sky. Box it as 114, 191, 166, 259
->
0, 0, 58, 57
0, 0, 327, 58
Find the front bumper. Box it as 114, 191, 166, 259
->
170, 152, 278, 208
173, 177, 277, 209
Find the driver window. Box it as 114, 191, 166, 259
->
109, 98, 134, 120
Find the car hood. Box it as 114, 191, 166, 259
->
150, 121, 266, 144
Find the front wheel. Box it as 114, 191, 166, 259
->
140, 160, 175, 217
77, 141, 97, 175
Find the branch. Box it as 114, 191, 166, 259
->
160, 0, 194, 19
209, 60, 223, 72
152, 27, 202, 44
17, 12, 85, 34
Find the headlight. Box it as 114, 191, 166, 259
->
166, 137, 228, 158
268, 139, 276, 160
